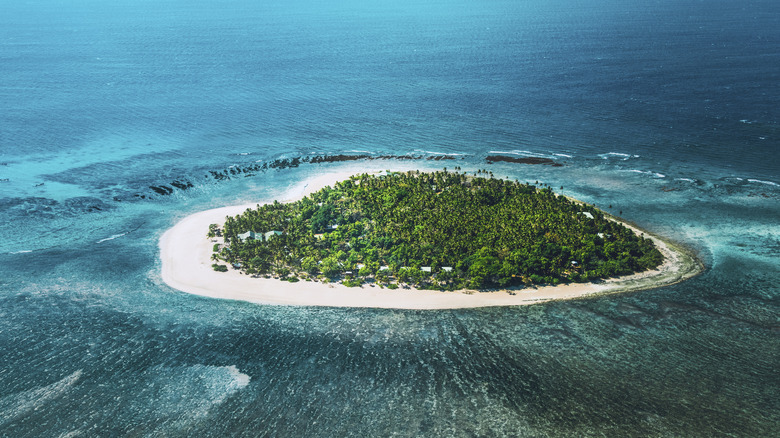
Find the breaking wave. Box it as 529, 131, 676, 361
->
599, 152, 639, 160
0, 371, 83, 426
747, 179, 779, 187
96, 233, 127, 244
625, 169, 666, 178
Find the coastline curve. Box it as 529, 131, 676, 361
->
159, 170, 704, 309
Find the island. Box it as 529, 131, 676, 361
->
159, 168, 702, 309
213, 170, 663, 287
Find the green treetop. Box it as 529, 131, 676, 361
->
210, 171, 663, 290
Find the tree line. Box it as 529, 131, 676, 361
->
209, 170, 664, 290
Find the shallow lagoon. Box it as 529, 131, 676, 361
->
1, 159, 777, 436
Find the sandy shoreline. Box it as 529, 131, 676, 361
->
159, 166, 703, 309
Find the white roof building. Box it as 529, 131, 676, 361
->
264, 230, 282, 240
237, 230, 282, 242
237, 231, 260, 241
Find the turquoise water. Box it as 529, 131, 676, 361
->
1, 0, 778, 436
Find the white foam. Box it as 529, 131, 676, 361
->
96, 233, 127, 243
553, 153, 573, 158
9, 249, 33, 254
173, 365, 249, 407
599, 152, 637, 160
626, 169, 665, 178
675, 178, 696, 183
488, 150, 548, 158
131, 365, 251, 434
747, 179, 779, 187
0, 371, 82, 425
413, 149, 467, 156
223, 365, 251, 389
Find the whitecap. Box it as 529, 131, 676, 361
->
514, 150, 549, 158
626, 170, 665, 178
553, 153, 573, 158
96, 233, 127, 244
488, 150, 548, 158
413, 149, 467, 156
10, 249, 33, 254
747, 179, 779, 187
599, 152, 635, 160
223, 365, 251, 389
675, 178, 696, 183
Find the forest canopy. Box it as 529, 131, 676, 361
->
209, 170, 663, 290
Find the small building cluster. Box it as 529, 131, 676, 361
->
237, 230, 283, 242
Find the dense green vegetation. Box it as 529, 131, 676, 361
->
209, 171, 663, 290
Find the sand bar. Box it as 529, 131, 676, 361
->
159, 167, 703, 309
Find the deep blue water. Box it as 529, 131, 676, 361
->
1, 0, 778, 436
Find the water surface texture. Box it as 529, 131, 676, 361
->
1, 0, 778, 436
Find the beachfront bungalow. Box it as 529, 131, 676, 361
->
441, 267, 453, 272
378, 266, 390, 271
264, 230, 283, 240
237, 231, 260, 241
421, 267, 432, 273
580, 212, 594, 219
238, 230, 283, 242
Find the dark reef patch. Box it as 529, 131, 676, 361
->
485, 155, 563, 166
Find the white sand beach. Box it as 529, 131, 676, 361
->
159, 167, 703, 309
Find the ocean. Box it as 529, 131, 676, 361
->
1, 0, 777, 436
